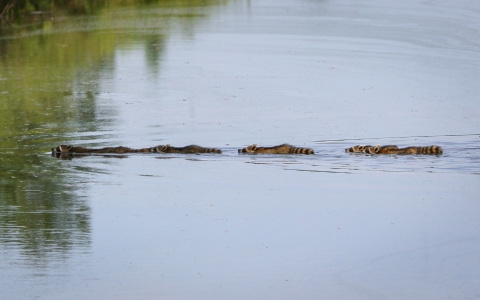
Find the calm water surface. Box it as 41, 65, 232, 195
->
1, 0, 479, 299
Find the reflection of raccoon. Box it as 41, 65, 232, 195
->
238, 144, 314, 154
152, 144, 222, 154
51, 145, 150, 154
51, 151, 74, 160
345, 144, 443, 155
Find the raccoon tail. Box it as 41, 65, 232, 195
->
293, 147, 314, 154
423, 145, 443, 155
204, 148, 222, 153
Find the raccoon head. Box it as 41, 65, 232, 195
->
345, 145, 364, 153
154, 144, 170, 153
364, 145, 381, 154
238, 144, 257, 153
244, 144, 258, 153
52, 145, 73, 153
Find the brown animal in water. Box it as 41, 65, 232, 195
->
51, 145, 153, 154
345, 145, 399, 154
384, 145, 443, 155
345, 144, 443, 155
152, 144, 222, 154
238, 144, 314, 154
345, 145, 371, 153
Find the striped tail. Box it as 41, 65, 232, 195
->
202, 148, 222, 153
419, 145, 443, 155
291, 147, 314, 154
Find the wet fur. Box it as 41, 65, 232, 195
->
386, 146, 443, 155
51, 152, 128, 160
52, 145, 153, 154
152, 144, 222, 154
345, 145, 443, 155
345, 145, 399, 154
238, 144, 314, 154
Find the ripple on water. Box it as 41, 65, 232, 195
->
48, 134, 480, 175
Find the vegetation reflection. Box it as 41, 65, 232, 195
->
0, 0, 228, 263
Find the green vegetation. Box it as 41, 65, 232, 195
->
2, 0, 227, 26
0, 0, 228, 262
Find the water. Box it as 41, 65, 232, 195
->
1, 0, 480, 299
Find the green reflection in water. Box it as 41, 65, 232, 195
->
1, 0, 228, 24
0, 0, 228, 263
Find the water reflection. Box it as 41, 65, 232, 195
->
0, 153, 91, 265
0, 0, 229, 263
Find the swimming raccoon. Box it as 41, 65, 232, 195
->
345, 145, 399, 154
373, 145, 401, 154
238, 144, 314, 154
385, 145, 443, 155
152, 144, 222, 154
345, 145, 370, 153
51, 145, 147, 154
345, 144, 442, 155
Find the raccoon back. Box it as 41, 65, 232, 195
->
345, 145, 377, 153
51, 145, 137, 154
153, 144, 222, 154
345, 144, 443, 155
374, 145, 400, 154
397, 146, 443, 155
238, 144, 314, 154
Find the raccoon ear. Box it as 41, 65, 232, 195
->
166, 144, 170, 148
373, 146, 380, 153
251, 144, 257, 151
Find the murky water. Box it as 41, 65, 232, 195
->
1, 0, 479, 299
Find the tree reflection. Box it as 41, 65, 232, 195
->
0, 0, 229, 263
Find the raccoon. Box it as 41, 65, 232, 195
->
345, 145, 370, 153
389, 146, 443, 155
52, 145, 73, 153
357, 145, 399, 154
345, 144, 442, 155
51, 145, 141, 154
152, 144, 222, 154
373, 145, 401, 154
344, 145, 395, 154
238, 144, 314, 154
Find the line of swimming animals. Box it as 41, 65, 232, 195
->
51, 143, 444, 158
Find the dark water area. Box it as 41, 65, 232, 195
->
1, 0, 480, 299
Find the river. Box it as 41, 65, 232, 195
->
1, 0, 479, 299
